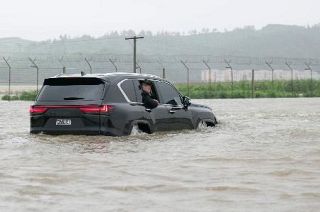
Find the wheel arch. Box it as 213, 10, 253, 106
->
130, 120, 153, 134
196, 118, 217, 128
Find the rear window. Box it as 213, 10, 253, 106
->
37, 78, 106, 101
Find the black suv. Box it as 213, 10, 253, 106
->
30, 73, 217, 136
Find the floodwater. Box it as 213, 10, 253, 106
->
0, 98, 320, 212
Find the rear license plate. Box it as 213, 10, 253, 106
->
56, 119, 72, 126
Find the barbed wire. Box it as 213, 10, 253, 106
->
0, 55, 320, 66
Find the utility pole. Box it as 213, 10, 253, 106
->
109, 58, 118, 72
28, 57, 40, 94
285, 61, 294, 97
125, 36, 144, 73
224, 59, 233, 98
202, 60, 212, 89
84, 57, 92, 74
265, 60, 274, 84
3, 57, 11, 101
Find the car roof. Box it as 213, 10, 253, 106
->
51, 72, 162, 83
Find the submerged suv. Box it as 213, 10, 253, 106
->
30, 73, 217, 136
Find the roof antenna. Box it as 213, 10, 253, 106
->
81, 71, 86, 76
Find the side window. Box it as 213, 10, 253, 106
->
133, 80, 160, 103
133, 80, 142, 102
120, 80, 136, 102
156, 81, 182, 105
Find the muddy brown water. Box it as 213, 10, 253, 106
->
0, 98, 320, 212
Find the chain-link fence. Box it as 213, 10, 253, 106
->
0, 55, 319, 98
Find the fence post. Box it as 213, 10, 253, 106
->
265, 60, 274, 85
3, 57, 11, 101
224, 59, 233, 98
136, 62, 142, 74
59, 57, 66, 74
180, 60, 190, 97
251, 69, 255, 98
305, 62, 313, 96
285, 61, 294, 96
202, 60, 212, 89
157, 59, 166, 79
28, 57, 40, 94
109, 58, 118, 72
162, 68, 166, 79
84, 57, 92, 74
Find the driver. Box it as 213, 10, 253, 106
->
141, 79, 159, 109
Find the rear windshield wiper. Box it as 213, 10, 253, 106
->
63, 97, 85, 100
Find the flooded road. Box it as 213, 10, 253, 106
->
0, 98, 320, 212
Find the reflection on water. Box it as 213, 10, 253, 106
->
0, 99, 320, 212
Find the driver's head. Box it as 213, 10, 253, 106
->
141, 80, 153, 94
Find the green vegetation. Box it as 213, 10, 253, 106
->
1, 80, 320, 101
176, 80, 320, 99
1, 90, 37, 101
1, 95, 20, 101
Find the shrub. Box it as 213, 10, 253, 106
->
175, 80, 320, 99
1, 95, 19, 101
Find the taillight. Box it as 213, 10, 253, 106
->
79, 105, 112, 114
29, 105, 112, 115
29, 106, 48, 114
99, 105, 112, 113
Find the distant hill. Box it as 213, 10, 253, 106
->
0, 24, 320, 84
0, 24, 320, 58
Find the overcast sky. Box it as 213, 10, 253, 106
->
0, 0, 319, 41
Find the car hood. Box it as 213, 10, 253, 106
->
190, 103, 212, 110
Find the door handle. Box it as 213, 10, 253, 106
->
169, 105, 183, 114
171, 106, 183, 110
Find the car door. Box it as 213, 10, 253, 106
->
132, 79, 174, 131
155, 81, 193, 130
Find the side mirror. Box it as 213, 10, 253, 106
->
182, 96, 191, 108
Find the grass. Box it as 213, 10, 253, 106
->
1, 80, 319, 101
1, 90, 38, 101
176, 79, 320, 99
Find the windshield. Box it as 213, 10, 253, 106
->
37, 78, 106, 101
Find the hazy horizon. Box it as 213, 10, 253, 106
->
0, 0, 319, 41
2, 23, 320, 42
